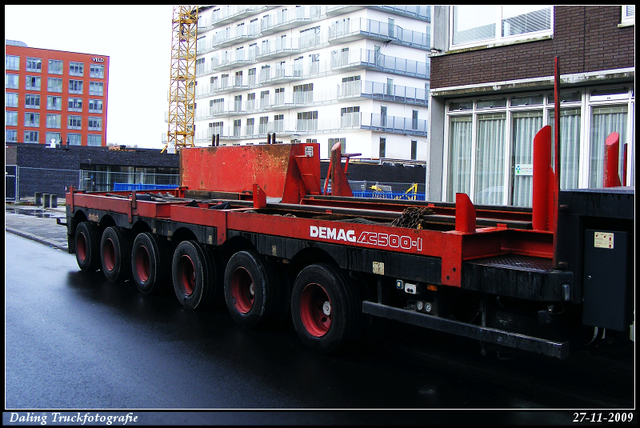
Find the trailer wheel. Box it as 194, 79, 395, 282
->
75, 221, 101, 272
100, 226, 133, 282
131, 232, 172, 295
172, 240, 223, 310
224, 250, 282, 328
291, 264, 361, 354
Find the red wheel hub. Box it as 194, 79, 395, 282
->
230, 267, 255, 314
135, 246, 150, 283
178, 255, 196, 296
103, 238, 116, 272
77, 232, 88, 262
300, 283, 332, 337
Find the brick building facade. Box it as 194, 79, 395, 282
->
427, 6, 634, 204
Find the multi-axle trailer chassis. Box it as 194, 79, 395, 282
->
64, 123, 634, 359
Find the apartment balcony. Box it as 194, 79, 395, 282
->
329, 18, 430, 49
325, 6, 365, 17
331, 49, 430, 79
339, 80, 428, 106
198, 6, 273, 31
370, 6, 431, 22
211, 30, 260, 50
194, 113, 427, 144
258, 63, 305, 86
256, 38, 302, 61
260, 6, 324, 36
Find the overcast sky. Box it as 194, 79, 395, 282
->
5, 4, 174, 149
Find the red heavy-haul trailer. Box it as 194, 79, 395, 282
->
63, 129, 634, 359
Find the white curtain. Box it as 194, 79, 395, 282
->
589, 106, 627, 188
447, 116, 472, 201
475, 113, 505, 205
511, 111, 542, 207
550, 108, 582, 190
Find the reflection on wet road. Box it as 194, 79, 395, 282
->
5, 233, 634, 423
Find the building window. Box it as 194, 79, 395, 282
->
6, 74, 20, 89
248, 67, 256, 86
300, 26, 321, 48
47, 96, 62, 110
274, 114, 284, 132
341, 75, 361, 96
621, 5, 635, 25
211, 98, 224, 114
6, 55, 20, 70
411, 140, 418, 160
275, 87, 285, 105
87, 134, 102, 147
46, 114, 62, 129
25, 94, 41, 109
443, 87, 634, 206
589, 105, 628, 188
293, 83, 313, 103
48, 77, 63, 92
6, 92, 18, 108
7, 130, 18, 142
68, 115, 82, 130
379, 137, 386, 158
6, 111, 18, 126
89, 99, 103, 113
90, 64, 104, 78
260, 90, 270, 109
68, 133, 82, 146
247, 93, 256, 111
46, 132, 61, 144
68, 98, 83, 112
24, 131, 39, 144
25, 112, 40, 127
328, 137, 346, 158
26, 57, 42, 72
259, 116, 269, 134
233, 119, 241, 136
69, 61, 84, 76
451, 6, 552, 48
48, 59, 63, 74
340, 106, 360, 127
26, 75, 41, 90
69, 79, 83, 94
89, 82, 104, 96
246, 118, 255, 135
88, 117, 102, 131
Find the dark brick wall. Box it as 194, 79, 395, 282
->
6, 144, 179, 198
431, 6, 634, 89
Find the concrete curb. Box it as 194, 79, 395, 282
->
6, 227, 69, 252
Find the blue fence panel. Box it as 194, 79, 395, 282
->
113, 183, 178, 191
352, 191, 425, 201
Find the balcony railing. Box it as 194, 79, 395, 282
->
194, 112, 427, 142
329, 18, 430, 49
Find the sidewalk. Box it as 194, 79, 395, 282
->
5, 202, 69, 251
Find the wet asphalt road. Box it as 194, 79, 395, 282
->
4, 228, 636, 425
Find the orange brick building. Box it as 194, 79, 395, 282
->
5, 40, 110, 147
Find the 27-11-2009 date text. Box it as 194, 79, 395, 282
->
573, 412, 634, 423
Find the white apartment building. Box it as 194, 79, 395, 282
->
193, 5, 432, 160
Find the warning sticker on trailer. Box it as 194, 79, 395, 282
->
594, 231, 614, 249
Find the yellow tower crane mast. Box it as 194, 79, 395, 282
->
164, 5, 198, 153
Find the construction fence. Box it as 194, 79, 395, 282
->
6, 166, 426, 203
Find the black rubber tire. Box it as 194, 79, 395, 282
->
100, 226, 133, 282
223, 250, 284, 328
172, 240, 223, 310
131, 232, 172, 295
75, 221, 101, 272
291, 263, 361, 354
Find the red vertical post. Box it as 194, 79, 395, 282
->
552, 57, 562, 269
532, 125, 552, 231
603, 132, 621, 187
455, 193, 476, 233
